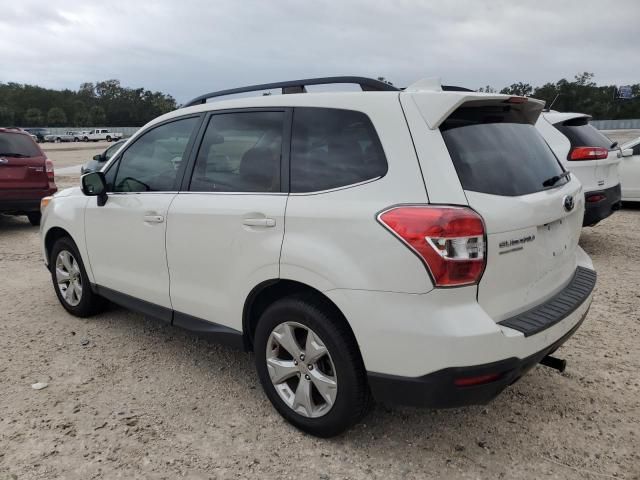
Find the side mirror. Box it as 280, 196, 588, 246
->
92, 154, 104, 161
622, 148, 633, 158
81, 171, 108, 206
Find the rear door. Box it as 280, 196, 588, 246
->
166, 109, 288, 330
0, 132, 48, 191
437, 101, 584, 321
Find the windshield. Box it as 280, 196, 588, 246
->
441, 106, 567, 196
0, 132, 41, 157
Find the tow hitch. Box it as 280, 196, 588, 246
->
540, 355, 566, 373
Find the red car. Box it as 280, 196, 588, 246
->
0, 128, 57, 225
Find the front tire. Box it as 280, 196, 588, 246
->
50, 236, 104, 317
106, 135, 112, 142
254, 295, 370, 437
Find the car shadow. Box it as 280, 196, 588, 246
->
84, 301, 582, 458
0, 213, 37, 232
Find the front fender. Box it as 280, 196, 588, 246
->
41, 189, 92, 282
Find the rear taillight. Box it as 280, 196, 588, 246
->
378, 206, 486, 287
568, 146, 608, 161
45, 158, 54, 180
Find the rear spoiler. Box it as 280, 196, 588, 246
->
402, 79, 545, 130
408, 93, 546, 130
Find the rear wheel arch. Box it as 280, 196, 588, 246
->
242, 280, 362, 358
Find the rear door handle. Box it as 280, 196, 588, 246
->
144, 215, 165, 224
243, 218, 276, 227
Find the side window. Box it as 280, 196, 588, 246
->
290, 108, 387, 193
633, 144, 640, 156
113, 117, 198, 192
189, 112, 283, 192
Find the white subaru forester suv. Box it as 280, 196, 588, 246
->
41, 76, 596, 437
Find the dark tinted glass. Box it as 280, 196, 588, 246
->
441, 107, 566, 196
633, 144, 640, 156
554, 118, 613, 150
113, 117, 197, 192
290, 108, 387, 193
190, 112, 283, 192
0, 132, 41, 157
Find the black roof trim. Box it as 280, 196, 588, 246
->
441, 85, 475, 92
184, 76, 400, 107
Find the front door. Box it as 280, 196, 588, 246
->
166, 110, 288, 331
84, 115, 201, 313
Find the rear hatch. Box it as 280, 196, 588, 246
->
439, 99, 584, 321
0, 131, 49, 191
554, 116, 621, 190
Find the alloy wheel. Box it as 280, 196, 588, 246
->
266, 321, 338, 418
55, 250, 83, 307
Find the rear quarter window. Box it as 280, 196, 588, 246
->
290, 108, 387, 193
441, 106, 567, 197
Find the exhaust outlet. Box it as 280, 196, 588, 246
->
540, 355, 566, 373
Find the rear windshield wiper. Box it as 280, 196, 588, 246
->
0, 152, 29, 158
542, 170, 571, 188
610, 141, 618, 149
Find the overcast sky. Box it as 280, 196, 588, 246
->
2, 0, 639, 103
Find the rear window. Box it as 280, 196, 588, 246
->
554, 117, 613, 150
290, 108, 387, 193
441, 106, 566, 196
0, 132, 41, 157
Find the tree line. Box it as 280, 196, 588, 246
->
0, 80, 176, 127
477, 72, 639, 119
1, 73, 638, 128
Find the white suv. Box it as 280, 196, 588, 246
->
40, 77, 596, 437
536, 111, 622, 226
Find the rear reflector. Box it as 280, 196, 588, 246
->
569, 146, 608, 161
586, 193, 606, 203
454, 373, 502, 387
378, 206, 486, 287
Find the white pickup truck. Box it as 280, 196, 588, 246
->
82, 129, 123, 142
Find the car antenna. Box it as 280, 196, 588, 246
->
545, 94, 560, 112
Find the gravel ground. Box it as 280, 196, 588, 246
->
0, 147, 639, 479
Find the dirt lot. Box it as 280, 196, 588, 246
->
0, 144, 639, 479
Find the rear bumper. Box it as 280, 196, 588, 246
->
368, 306, 589, 408
365, 266, 595, 408
583, 183, 622, 226
0, 188, 56, 213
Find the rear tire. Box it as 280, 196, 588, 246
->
50, 236, 105, 317
27, 212, 41, 226
106, 135, 112, 142
83, 137, 89, 142
254, 295, 370, 437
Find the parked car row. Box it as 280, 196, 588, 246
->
2, 127, 124, 143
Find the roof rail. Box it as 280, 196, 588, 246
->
183, 76, 400, 107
